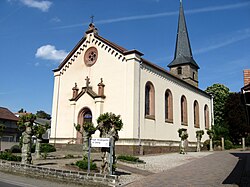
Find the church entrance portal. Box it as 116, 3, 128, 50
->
77, 107, 92, 144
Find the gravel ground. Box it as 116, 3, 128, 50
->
31, 150, 213, 186
117, 151, 213, 186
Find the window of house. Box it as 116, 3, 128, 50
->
165, 89, 173, 123
204, 105, 209, 129
181, 95, 188, 125
145, 82, 155, 119
177, 67, 182, 75
194, 100, 200, 128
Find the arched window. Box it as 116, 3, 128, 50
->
204, 105, 209, 129
194, 101, 200, 128
181, 95, 188, 125
83, 110, 92, 124
165, 89, 173, 122
145, 82, 155, 118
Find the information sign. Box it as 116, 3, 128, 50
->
91, 138, 110, 148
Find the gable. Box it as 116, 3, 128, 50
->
53, 26, 143, 76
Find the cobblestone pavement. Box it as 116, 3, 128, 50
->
125, 151, 250, 187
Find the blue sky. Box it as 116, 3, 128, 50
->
1, 0, 249, 115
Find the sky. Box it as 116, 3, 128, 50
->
0, 0, 250, 115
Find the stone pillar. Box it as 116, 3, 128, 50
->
242, 137, 246, 151
196, 137, 201, 152
21, 124, 33, 164
209, 138, 213, 151
95, 98, 104, 119
35, 138, 42, 159
221, 137, 225, 151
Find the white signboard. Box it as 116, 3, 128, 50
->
91, 138, 110, 148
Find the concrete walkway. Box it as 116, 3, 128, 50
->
125, 151, 250, 187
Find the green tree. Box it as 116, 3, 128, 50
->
36, 110, 51, 120
0, 124, 6, 151
18, 113, 36, 164
74, 122, 96, 159
97, 112, 123, 174
224, 92, 250, 144
205, 83, 230, 140
18, 108, 24, 113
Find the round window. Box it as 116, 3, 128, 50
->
84, 47, 98, 67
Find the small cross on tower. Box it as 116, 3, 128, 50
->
90, 15, 94, 24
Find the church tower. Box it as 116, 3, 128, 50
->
168, 0, 199, 87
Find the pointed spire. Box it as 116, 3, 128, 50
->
168, 0, 199, 69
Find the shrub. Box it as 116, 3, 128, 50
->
9, 145, 21, 153
225, 140, 233, 150
213, 140, 221, 147
40, 143, 56, 153
117, 155, 144, 163
202, 139, 210, 150
75, 159, 97, 170
31, 143, 56, 153
0, 152, 21, 162
246, 135, 250, 146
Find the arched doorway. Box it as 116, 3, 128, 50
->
77, 107, 92, 144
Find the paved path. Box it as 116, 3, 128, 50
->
126, 151, 250, 187
117, 163, 154, 176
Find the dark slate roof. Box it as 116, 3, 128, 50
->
0, 107, 19, 121
142, 58, 210, 98
34, 118, 51, 126
168, 1, 199, 69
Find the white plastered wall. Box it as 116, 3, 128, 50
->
137, 63, 212, 143
50, 33, 137, 144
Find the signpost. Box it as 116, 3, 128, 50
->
88, 138, 113, 175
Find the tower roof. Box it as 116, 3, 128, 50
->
168, 1, 199, 69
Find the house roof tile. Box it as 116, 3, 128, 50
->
0, 107, 19, 122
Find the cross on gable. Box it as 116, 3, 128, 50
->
85, 76, 90, 88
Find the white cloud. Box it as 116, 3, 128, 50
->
35, 45, 68, 62
20, 0, 52, 12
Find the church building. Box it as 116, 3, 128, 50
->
50, 1, 213, 155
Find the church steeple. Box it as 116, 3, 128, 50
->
168, 1, 199, 87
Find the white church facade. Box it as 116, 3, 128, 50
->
50, 2, 213, 155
